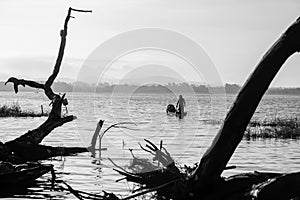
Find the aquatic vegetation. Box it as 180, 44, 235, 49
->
202, 117, 300, 139
0, 102, 48, 117
245, 117, 300, 139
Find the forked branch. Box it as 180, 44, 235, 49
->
5, 7, 92, 101
4, 8, 91, 148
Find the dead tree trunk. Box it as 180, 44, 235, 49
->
3, 7, 91, 162
193, 17, 300, 183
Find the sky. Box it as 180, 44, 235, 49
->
0, 0, 300, 87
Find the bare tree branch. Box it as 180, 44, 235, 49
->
2, 8, 91, 161
6, 7, 92, 101
5, 78, 44, 93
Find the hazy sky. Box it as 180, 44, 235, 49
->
0, 0, 300, 86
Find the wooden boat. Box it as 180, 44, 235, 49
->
166, 104, 177, 114
166, 104, 187, 118
0, 162, 53, 186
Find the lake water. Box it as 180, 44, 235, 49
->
1, 91, 300, 199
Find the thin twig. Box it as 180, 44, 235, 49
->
70, 8, 93, 13
108, 157, 130, 174
61, 181, 84, 200
101, 122, 137, 137
138, 143, 155, 155
144, 139, 158, 151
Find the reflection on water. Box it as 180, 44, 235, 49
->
0, 92, 300, 199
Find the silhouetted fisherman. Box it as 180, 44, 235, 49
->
176, 94, 186, 117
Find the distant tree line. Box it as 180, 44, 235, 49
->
1, 81, 300, 95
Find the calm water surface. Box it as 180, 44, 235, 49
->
1, 91, 300, 199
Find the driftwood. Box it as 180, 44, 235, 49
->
2, 8, 92, 163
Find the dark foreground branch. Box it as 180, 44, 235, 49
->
4, 143, 87, 163
193, 17, 300, 181
6, 115, 75, 146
